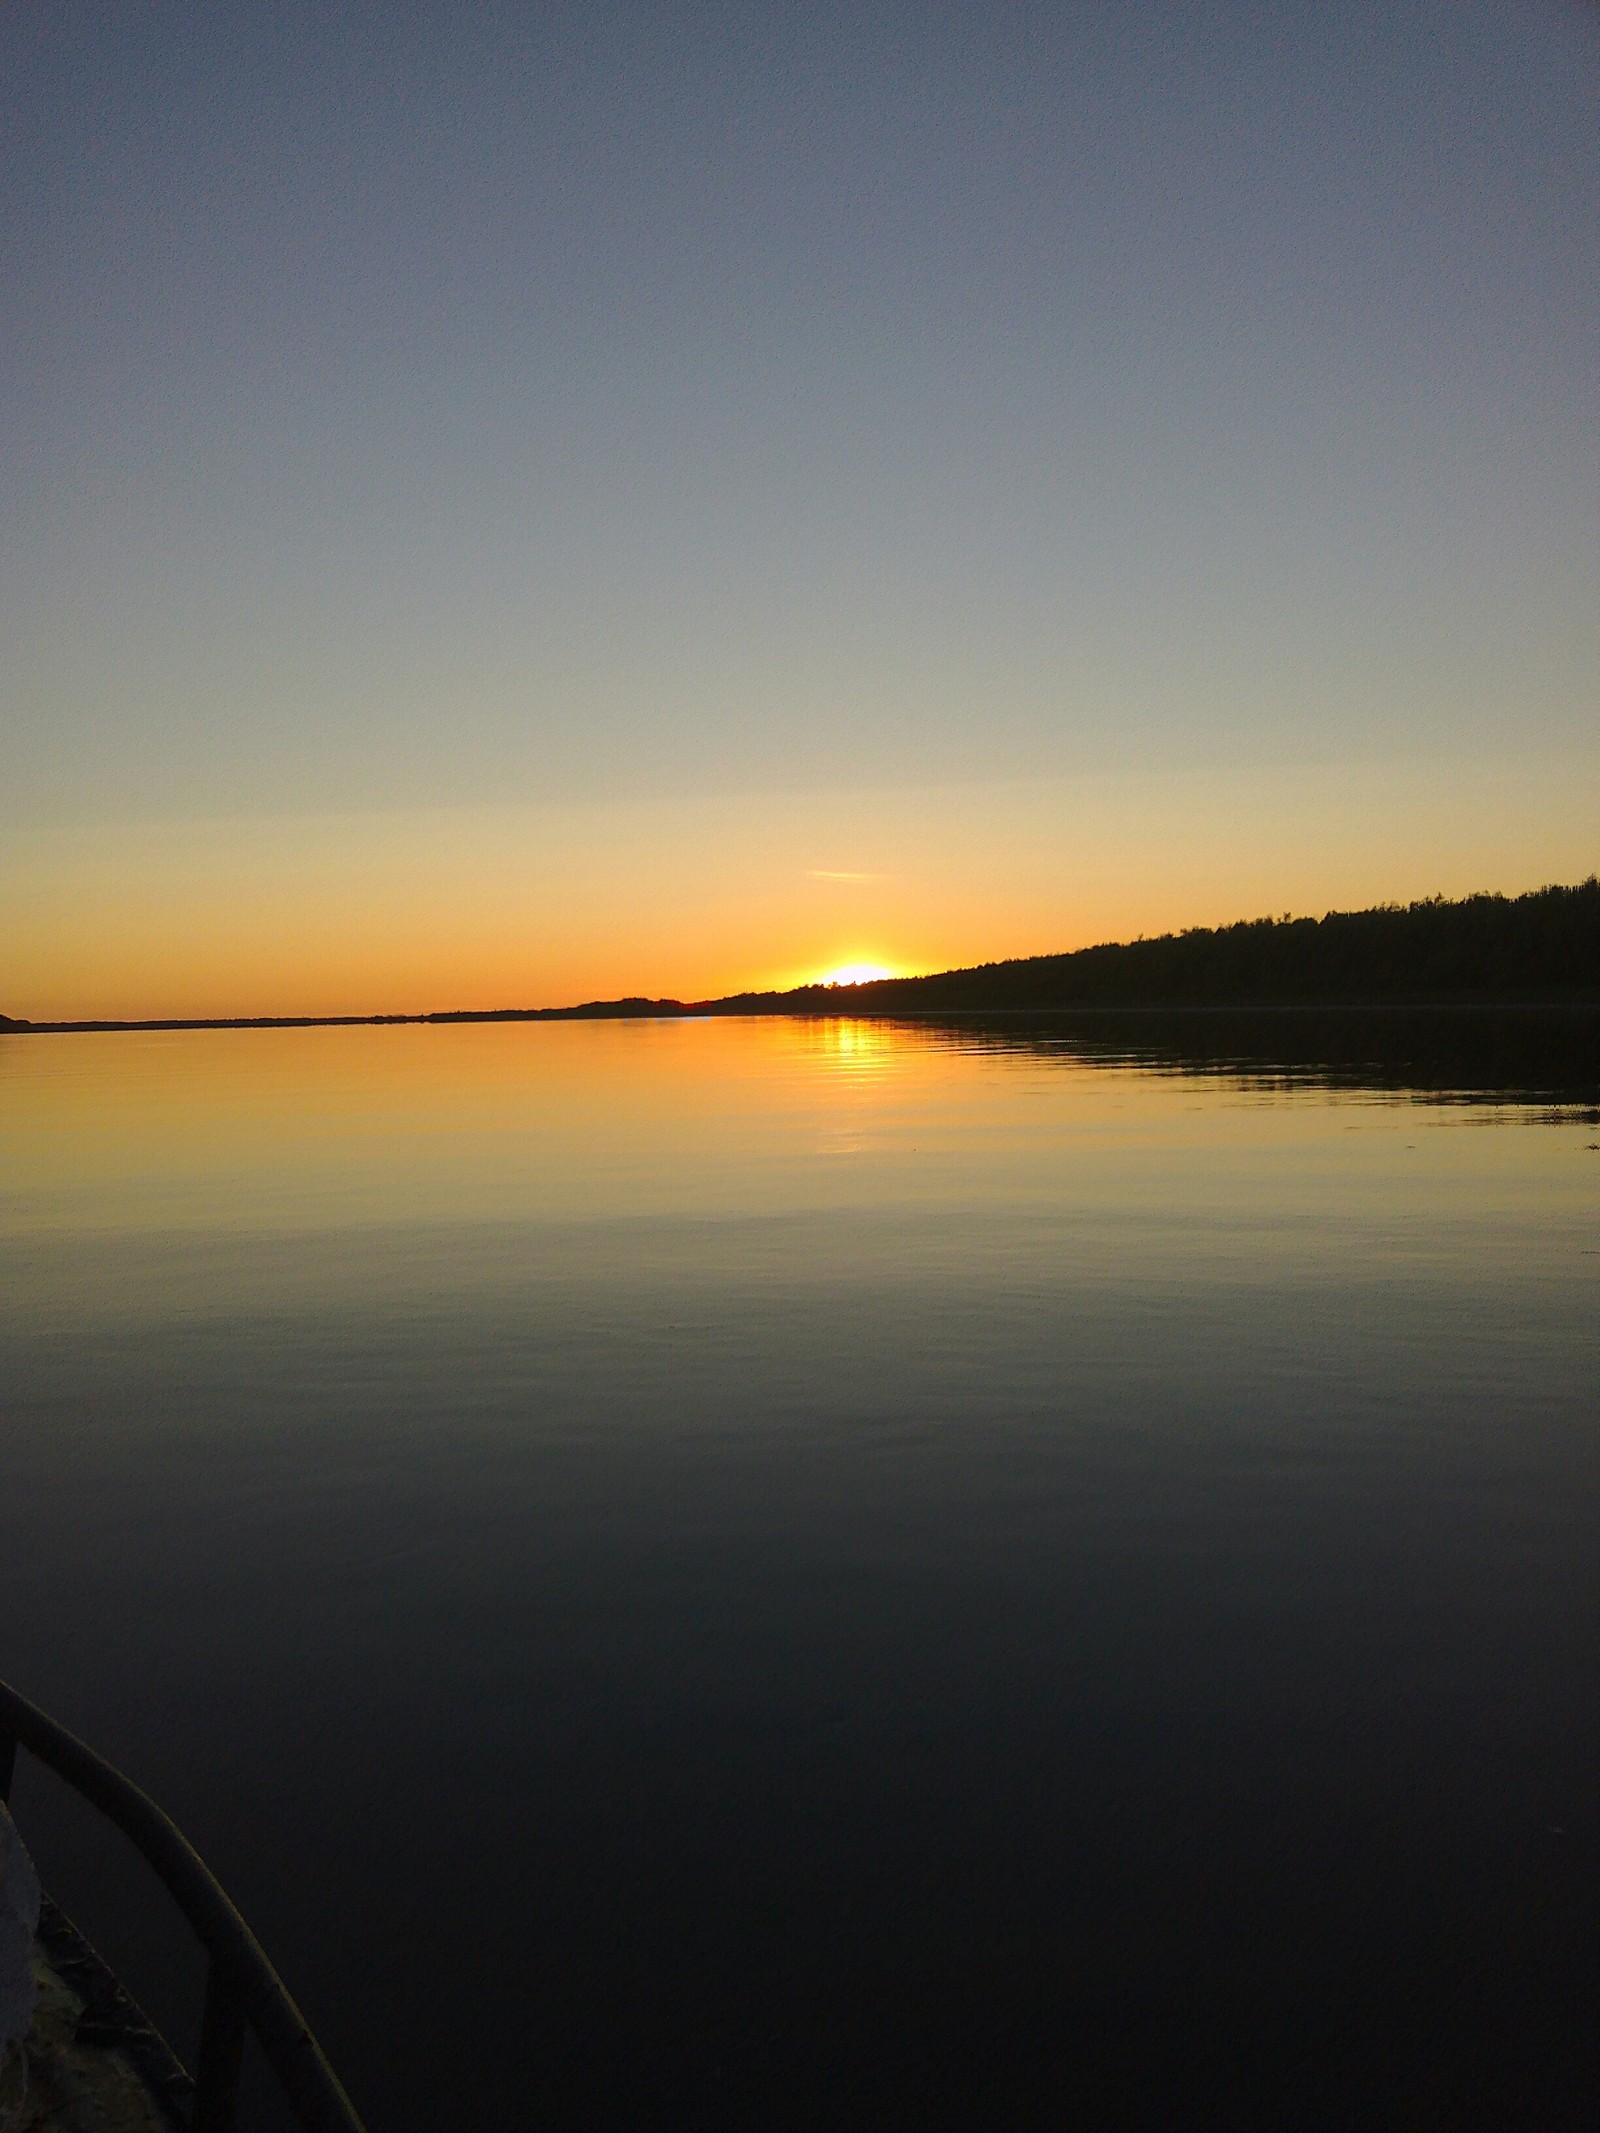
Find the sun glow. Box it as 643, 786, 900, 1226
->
818, 961, 894, 987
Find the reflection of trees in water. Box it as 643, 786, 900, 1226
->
878, 1007, 1600, 1111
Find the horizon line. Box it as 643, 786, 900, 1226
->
3, 879, 1593, 1034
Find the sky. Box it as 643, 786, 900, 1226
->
2, 0, 1595, 1018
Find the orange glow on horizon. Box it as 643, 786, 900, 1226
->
2, 760, 1594, 1024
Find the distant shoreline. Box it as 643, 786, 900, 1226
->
2, 998, 1597, 1037
5, 880, 1594, 1033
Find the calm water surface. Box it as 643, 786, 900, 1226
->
1, 1016, 1595, 2128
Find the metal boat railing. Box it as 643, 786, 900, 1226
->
0, 1677, 365, 2133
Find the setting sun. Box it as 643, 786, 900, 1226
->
818, 961, 894, 988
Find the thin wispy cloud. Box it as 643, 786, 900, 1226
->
807, 870, 888, 883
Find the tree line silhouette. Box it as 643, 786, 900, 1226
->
702, 879, 1598, 1017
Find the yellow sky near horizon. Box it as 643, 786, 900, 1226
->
4, 755, 1593, 1023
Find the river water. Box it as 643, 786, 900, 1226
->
1, 1013, 1594, 2127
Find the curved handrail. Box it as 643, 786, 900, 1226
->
0, 1677, 366, 2133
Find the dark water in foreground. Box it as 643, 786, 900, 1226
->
1, 1012, 1595, 2129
